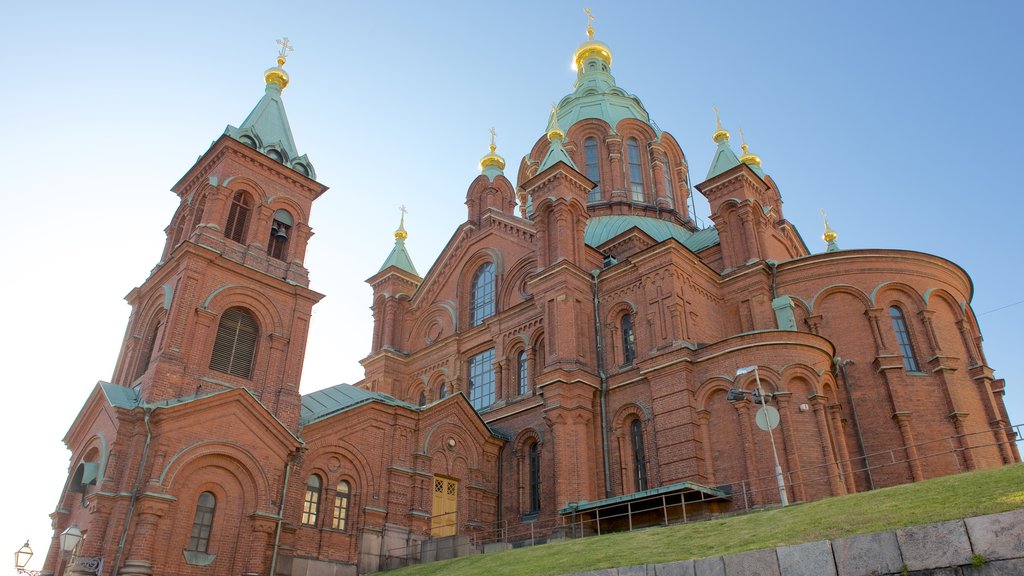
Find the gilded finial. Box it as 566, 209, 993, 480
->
738, 128, 762, 167
276, 37, 294, 66
713, 105, 730, 143
585, 8, 596, 39
822, 208, 838, 246
480, 127, 506, 172
395, 205, 408, 241
547, 103, 565, 141
265, 37, 293, 90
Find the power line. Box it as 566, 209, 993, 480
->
979, 299, 1024, 316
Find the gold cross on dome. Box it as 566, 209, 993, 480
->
399, 205, 408, 217
489, 127, 497, 147
276, 37, 294, 59
584, 8, 595, 38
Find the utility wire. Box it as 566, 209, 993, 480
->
978, 299, 1024, 316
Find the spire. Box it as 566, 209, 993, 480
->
378, 206, 419, 275
738, 128, 765, 177
225, 38, 314, 178
706, 107, 741, 179
539, 103, 578, 172
479, 127, 506, 180
822, 209, 840, 252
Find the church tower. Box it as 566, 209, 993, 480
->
108, 40, 326, 432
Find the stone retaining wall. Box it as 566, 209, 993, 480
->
563, 508, 1024, 576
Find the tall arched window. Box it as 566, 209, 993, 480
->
209, 307, 258, 379
584, 137, 601, 202
621, 313, 636, 365
889, 306, 921, 372
332, 480, 350, 530
439, 383, 448, 399
468, 349, 496, 410
630, 419, 648, 492
190, 193, 207, 231
135, 317, 164, 380
186, 492, 216, 553
469, 262, 496, 327
268, 209, 293, 260
626, 138, 644, 202
517, 350, 529, 395
418, 391, 427, 407
662, 163, 674, 202
224, 192, 252, 243
528, 442, 541, 514
302, 475, 321, 526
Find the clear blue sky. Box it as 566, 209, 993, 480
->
4, 1, 1022, 570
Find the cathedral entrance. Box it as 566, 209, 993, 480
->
431, 476, 458, 536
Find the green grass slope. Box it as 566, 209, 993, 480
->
386, 464, 1024, 576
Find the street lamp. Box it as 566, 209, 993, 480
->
14, 541, 42, 575
59, 524, 83, 558
733, 365, 790, 506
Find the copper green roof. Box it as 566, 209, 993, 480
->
706, 138, 742, 180
554, 42, 656, 135
585, 215, 719, 252
225, 82, 316, 179
538, 137, 578, 172
301, 383, 415, 426
378, 235, 419, 275
100, 382, 140, 409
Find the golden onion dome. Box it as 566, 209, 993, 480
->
573, 9, 613, 71
265, 57, 290, 90
739, 143, 762, 167
395, 207, 409, 241
713, 105, 730, 143
822, 209, 838, 244
479, 128, 506, 171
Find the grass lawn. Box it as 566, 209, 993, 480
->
384, 463, 1024, 576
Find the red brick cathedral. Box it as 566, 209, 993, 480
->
46, 26, 1016, 576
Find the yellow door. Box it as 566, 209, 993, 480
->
431, 476, 458, 536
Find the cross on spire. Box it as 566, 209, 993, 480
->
584, 7, 595, 38
277, 37, 294, 59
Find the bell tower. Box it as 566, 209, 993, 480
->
109, 40, 327, 432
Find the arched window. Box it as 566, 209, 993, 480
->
439, 383, 448, 399
584, 137, 601, 202
418, 391, 427, 407
190, 193, 207, 231
224, 192, 252, 243
302, 474, 321, 526
889, 306, 921, 372
468, 349, 496, 410
528, 442, 541, 514
626, 138, 644, 202
186, 492, 216, 553
469, 262, 496, 327
209, 307, 258, 379
631, 419, 648, 492
621, 313, 636, 365
135, 317, 164, 380
332, 480, 350, 530
662, 163, 674, 202
517, 350, 529, 396
268, 209, 293, 261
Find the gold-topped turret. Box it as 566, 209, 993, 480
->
713, 105, 731, 143
738, 128, 762, 167
479, 127, 506, 171
264, 37, 293, 90
395, 205, 409, 241
822, 209, 837, 244
573, 8, 613, 71
547, 103, 565, 141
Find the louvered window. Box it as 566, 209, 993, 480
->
209, 307, 258, 379
224, 192, 252, 243
187, 492, 216, 553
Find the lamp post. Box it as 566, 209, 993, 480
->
14, 541, 42, 575
734, 365, 790, 506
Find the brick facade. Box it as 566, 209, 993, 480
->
46, 36, 1016, 576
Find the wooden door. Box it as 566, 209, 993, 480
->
431, 476, 458, 536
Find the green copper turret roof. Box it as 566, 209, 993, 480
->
378, 214, 419, 276
707, 137, 742, 180
539, 137, 577, 172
